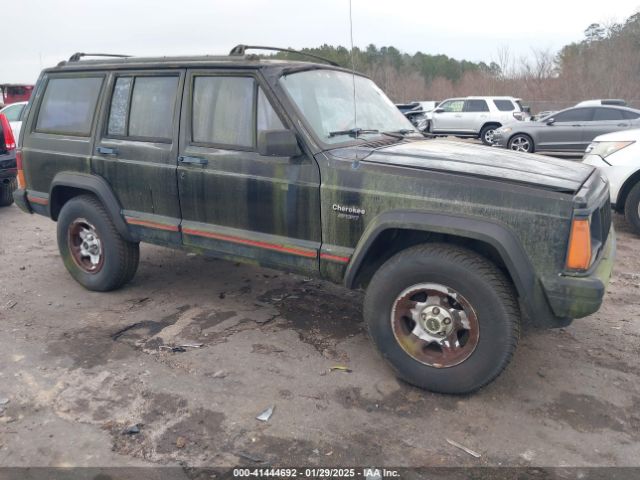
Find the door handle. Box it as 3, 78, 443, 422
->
96, 146, 118, 155
178, 155, 208, 166
618, 123, 629, 127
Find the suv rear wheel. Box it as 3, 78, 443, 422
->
0, 177, 17, 207
364, 243, 520, 394
480, 124, 500, 146
57, 194, 139, 291
624, 181, 640, 234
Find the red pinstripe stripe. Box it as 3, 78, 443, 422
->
182, 228, 317, 258
125, 217, 179, 232
320, 253, 351, 263
27, 195, 48, 206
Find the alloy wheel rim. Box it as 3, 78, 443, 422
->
390, 283, 479, 368
510, 136, 530, 152
68, 218, 104, 273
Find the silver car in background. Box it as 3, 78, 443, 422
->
427, 96, 528, 145
492, 105, 640, 153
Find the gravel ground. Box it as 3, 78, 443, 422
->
0, 203, 639, 470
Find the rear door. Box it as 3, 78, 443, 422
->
431, 99, 465, 132
586, 107, 632, 145
92, 70, 184, 245
537, 107, 594, 151
176, 69, 321, 274
463, 99, 490, 133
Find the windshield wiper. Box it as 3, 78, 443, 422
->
383, 129, 418, 136
328, 127, 380, 138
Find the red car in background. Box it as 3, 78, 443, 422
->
0, 84, 34, 106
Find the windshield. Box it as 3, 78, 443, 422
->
280, 69, 415, 144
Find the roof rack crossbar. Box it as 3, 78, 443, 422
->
229, 45, 340, 67
68, 52, 132, 62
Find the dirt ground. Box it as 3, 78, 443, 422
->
0, 199, 639, 470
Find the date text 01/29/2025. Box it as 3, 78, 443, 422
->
232, 467, 400, 478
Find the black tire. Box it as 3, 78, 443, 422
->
57, 194, 139, 291
480, 124, 500, 146
508, 134, 534, 153
0, 177, 17, 207
624, 181, 640, 235
364, 243, 520, 394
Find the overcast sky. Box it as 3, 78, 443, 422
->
3, 0, 639, 83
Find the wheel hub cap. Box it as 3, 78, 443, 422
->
68, 219, 104, 273
391, 283, 480, 368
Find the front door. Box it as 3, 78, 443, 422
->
92, 71, 184, 245
177, 70, 321, 274
431, 99, 465, 132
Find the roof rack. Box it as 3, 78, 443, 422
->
229, 45, 340, 67
68, 52, 132, 62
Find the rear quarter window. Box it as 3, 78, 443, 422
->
36, 77, 103, 136
493, 99, 515, 111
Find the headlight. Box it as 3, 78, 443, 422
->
587, 141, 634, 158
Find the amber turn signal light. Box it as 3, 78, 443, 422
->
566, 218, 591, 270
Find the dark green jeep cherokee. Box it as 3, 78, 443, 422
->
13, 48, 615, 394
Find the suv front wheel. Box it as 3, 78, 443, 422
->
364, 243, 520, 394
57, 195, 139, 291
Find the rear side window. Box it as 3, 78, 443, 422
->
464, 100, 489, 112
593, 108, 625, 121
107, 75, 179, 141
493, 99, 515, 111
622, 110, 640, 120
192, 76, 254, 147
2, 103, 24, 121
36, 77, 103, 135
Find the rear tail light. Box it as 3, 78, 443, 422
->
512, 112, 525, 121
566, 218, 592, 270
0, 113, 16, 151
16, 150, 26, 189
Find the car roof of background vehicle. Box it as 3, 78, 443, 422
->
575, 99, 627, 107
553, 104, 640, 115
0, 101, 27, 112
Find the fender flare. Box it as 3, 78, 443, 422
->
344, 210, 541, 314
49, 172, 138, 242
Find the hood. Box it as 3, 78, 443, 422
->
593, 128, 640, 142
359, 139, 594, 193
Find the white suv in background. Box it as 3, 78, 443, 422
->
428, 96, 529, 145
583, 129, 640, 234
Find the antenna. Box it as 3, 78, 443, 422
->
349, 0, 357, 128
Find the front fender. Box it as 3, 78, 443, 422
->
344, 209, 554, 324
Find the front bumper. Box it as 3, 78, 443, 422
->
541, 226, 616, 319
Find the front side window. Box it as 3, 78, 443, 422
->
464, 100, 489, 112
107, 75, 178, 140
280, 69, 414, 145
553, 108, 594, 123
257, 88, 284, 131
36, 77, 103, 135
439, 100, 464, 113
192, 76, 254, 147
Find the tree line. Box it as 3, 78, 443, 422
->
269, 10, 640, 113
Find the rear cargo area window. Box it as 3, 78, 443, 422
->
192, 76, 254, 147
493, 99, 515, 111
36, 77, 103, 135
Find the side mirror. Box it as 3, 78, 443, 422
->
257, 129, 301, 157
434, 108, 445, 114
546, 118, 555, 125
